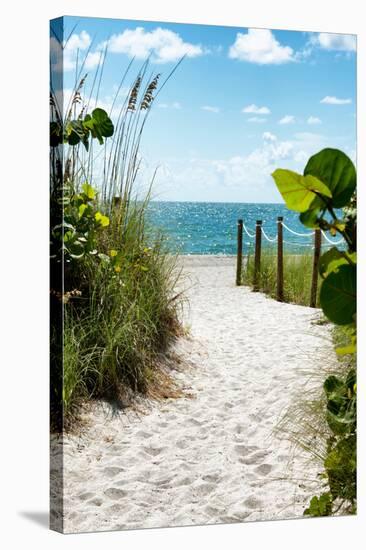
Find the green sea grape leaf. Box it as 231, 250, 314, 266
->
319, 248, 356, 278
304, 494, 332, 517
91, 108, 114, 137
63, 230, 75, 243
319, 248, 346, 277
83, 109, 114, 145
95, 211, 110, 227
81, 182, 96, 200
78, 203, 89, 218
304, 148, 356, 208
320, 264, 356, 325
336, 345, 356, 355
300, 208, 320, 228
271, 169, 332, 212
50, 121, 62, 147
299, 195, 324, 227
324, 375, 344, 396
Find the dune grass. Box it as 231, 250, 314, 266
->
50, 57, 184, 428
274, 323, 356, 513
274, 323, 353, 462
62, 219, 183, 421
243, 246, 320, 307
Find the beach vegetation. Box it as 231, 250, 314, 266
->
244, 249, 318, 306
50, 58, 183, 429
272, 148, 357, 516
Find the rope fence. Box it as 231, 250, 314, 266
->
236, 217, 345, 307
242, 221, 344, 247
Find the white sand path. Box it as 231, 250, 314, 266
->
59, 255, 334, 533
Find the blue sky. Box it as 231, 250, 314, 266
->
52, 16, 356, 203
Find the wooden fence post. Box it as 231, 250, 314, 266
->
310, 228, 322, 307
253, 220, 262, 291
277, 216, 284, 302
236, 219, 243, 286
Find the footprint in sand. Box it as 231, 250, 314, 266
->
233, 424, 245, 434
255, 463, 272, 476
103, 466, 124, 477
157, 422, 169, 429
153, 476, 175, 487
89, 497, 103, 506
108, 503, 126, 514
135, 430, 153, 439
243, 496, 263, 509
104, 487, 127, 500
235, 445, 269, 465
143, 446, 163, 457
234, 444, 258, 455
175, 476, 192, 487
176, 438, 190, 450
189, 418, 203, 427
193, 482, 216, 497
202, 473, 221, 483
78, 492, 94, 501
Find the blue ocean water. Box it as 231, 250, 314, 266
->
147, 202, 338, 255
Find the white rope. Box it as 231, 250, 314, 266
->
321, 230, 344, 245
261, 228, 278, 243
281, 221, 315, 238
242, 223, 255, 238
241, 221, 344, 248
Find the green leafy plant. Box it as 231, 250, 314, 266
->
50, 181, 110, 265
272, 148, 357, 516
50, 57, 183, 431
304, 493, 332, 517
50, 73, 114, 152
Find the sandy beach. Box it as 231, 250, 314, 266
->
56, 255, 335, 533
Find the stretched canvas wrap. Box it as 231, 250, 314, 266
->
50, 15, 357, 533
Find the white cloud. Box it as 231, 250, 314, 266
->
307, 116, 322, 125
153, 129, 355, 201
278, 115, 295, 124
242, 104, 270, 115
229, 28, 295, 64
248, 117, 267, 123
207, 138, 295, 188
292, 132, 327, 152
106, 27, 204, 63
66, 30, 91, 55
263, 131, 277, 141
51, 31, 104, 72
311, 32, 356, 52
158, 102, 182, 109
84, 50, 104, 70
64, 31, 102, 71
161, 134, 296, 199
201, 105, 220, 113
53, 27, 204, 72
320, 96, 352, 105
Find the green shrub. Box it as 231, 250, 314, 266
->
50, 59, 183, 428
272, 148, 357, 516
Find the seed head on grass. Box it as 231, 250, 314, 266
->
50, 53, 185, 428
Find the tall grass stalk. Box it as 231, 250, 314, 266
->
50, 41, 184, 426
244, 247, 320, 306
275, 325, 355, 467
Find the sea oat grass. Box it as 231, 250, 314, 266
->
50, 58, 185, 427
243, 248, 320, 306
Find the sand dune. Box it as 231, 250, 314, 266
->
57, 255, 335, 533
